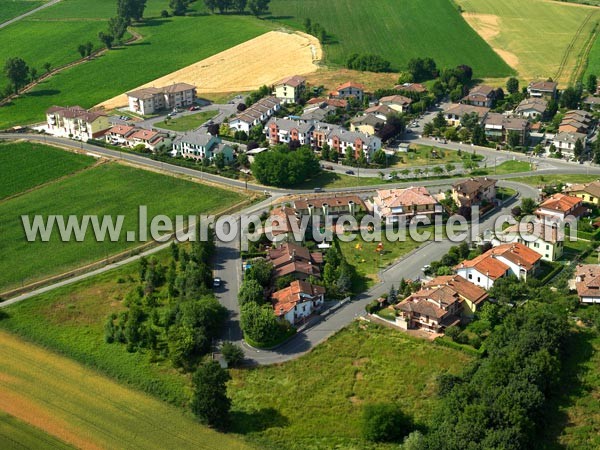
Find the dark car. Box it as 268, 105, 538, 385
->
345, 170, 355, 175
324, 165, 334, 170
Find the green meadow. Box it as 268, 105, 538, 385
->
0, 161, 244, 291
0, 0, 44, 23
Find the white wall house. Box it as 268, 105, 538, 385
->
46, 106, 110, 141
273, 75, 306, 104
127, 83, 196, 115
229, 96, 281, 133
272, 280, 326, 326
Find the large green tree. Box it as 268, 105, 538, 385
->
191, 361, 231, 429
4, 57, 29, 94
251, 146, 321, 187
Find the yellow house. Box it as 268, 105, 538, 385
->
273, 75, 306, 104
46, 106, 110, 141
350, 113, 383, 136
566, 181, 600, 205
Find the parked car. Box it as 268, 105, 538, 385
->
213, 277, 222, 288
345, 170, 355, 175
189, 105, 200, 111
324, 165, 334, 171
313, 187, 323, 193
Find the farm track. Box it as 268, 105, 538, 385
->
0, 28, 143, 107
570, 20, 599, 85
555, 10, 595, 82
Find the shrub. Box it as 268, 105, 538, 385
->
362, 403, 413, 442
221, 342, 244, 367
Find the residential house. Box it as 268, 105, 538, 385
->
455, 242, 542, 289
584, 95, 600, 111
127, 128, 171, 151
350, 113, 384, 136
552, 132, 587, 156
394, 275, 488, 332
311, 124, 382, 160
527, 80, 558, 99
514, 98, 547, 119
443, 104, 490, 127
371, 187, 442, 225
267, 206, 301, 242
535, 193, 586, 222
105, 124, 136, 145
499, 221, 564, 261
271, 280, 326, 325
46, 106, 110, 141
171, 132, 233, 162
300, 103, 337, 122
379, 94, 412, 113
293, 194, 366, 222
267, 242, 323, 280
273, 75, 306, 104
127, 83, 196, 115
565, 180, 600, 205
483, 113, 530, 145
452, 177, 497, 208
559, 110, 593, 134
265, 118, 314, 146
573, 264, 600, 304
330, 81, 365, 102
364, 104, 395, 121
462, 85, 496, 108
306, 97, 348, 109
229, 96, 282, 133
394, 82, 427, 94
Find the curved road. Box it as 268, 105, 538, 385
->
1, 133, 598, 365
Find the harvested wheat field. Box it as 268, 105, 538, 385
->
0, 330, 251, 450
98, 30, 321, 110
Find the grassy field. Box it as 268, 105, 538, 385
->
510, 174, 600, 187
267, 0, 512, 77
0, 6, 271, 128
456, 0, 600, 85
392, 145, 463, 168
229, 321, 472, 449
0, 142, 95, 200
481, 159, 531, 175
0, 412, 73, 450
0, 330, 251, 449
0, 162, 244, 291
155, 110, 218, 131
0, 0, 44, 23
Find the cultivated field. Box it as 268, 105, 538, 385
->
268, 0, 512, 77
0, 330, 251, 449
0, 4, 271, 128
0, 412, 73, 450
98, 30, 321, 110
457, 0, 600, 85
0, 0, 44, 23
229, 321, 471, 448
0, 160, 244, 292
0, 142, 95, 200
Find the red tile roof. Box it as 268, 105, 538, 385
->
538, 193, 582, 213
272, 280, 325, 316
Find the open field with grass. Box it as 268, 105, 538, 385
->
32, 0, 168, 19
0, 162, 244, 291
0, 412, 73, 450
0, 0, 44, 23
0, 330, 251, 449
0, 11, 272, 128
267, 0, 512, 77
0, 18, 106, 89
154, 110, 218, 131
456, 0, 600, 85
510, 174, 600, 187
229, 321, 472, 449
477, 159, 531, 176
0, 142, 95, 199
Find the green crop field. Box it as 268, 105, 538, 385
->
0, 4, 271, 128
155, 110, 218, 131
0, 412, 73, 450
0, 162, 244, 291
0, 330, 251, 449
0, 142, 95, 199
268, 0, 512, 77
0, 0, 44, 23
229, 321, 472, 449
456, 0, 600, 85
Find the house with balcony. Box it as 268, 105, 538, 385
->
461, 85, 496, 108
293, 194, 366, 223
451, 177, 497, 208
314, 125, 382, 160
46, 105, 110, 141
565, 180, 600, 205
267, 242, 324, 280
171, 132, 233, 162
483, 113, 530, 145
330, 81, 366, 102
370, 187, 442, 225
514, 98, 548, 119
265, 118, 314, 146
273, 75, 306, 104
455, 242, 542, 289
443, 104, 490, 127
535, 193, 586, 222
229, 96, 281, 133
271, 280, 326, 326
126, 83, 196, 115
527, 80, 558, 99
497, 221, 564, 262
572, 264, 600, 304
350, 113, 384, 136
378, 94, 413, 113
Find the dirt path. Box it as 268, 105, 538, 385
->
98, 30, 323, 110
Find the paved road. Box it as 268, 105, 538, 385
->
0, 0, 62, 29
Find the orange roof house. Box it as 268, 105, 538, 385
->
371, 187, 441, 225
535, 193, 586, 222
271, 280, 326, 325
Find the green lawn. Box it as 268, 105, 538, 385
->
0, 412, 73, 450
0, 0, 44, 23
456, 0, 600, 84
392, 145, 464, 168
0, 142, 95, 200
0, 18, 107, 88
267, 0, 512, 77
510, 174, 600, 187
486, 160, 531, 175
229, 321, 472, 449
0, 330, 251, 449
297, 171, 387, 189
155, 110, 218, 131
0, 162, 244, 291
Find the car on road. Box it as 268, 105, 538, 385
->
345, 170, 355, 175
422, 265, 431, 273
189, 105, 200, 111
324, 165, 334, 170
313, 187, 323, 193
213, 277, 222, 288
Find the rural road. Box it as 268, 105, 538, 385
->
0, 0, 62, 30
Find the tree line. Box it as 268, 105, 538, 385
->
251, 144, 321, 187
203, 0, 271, 15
